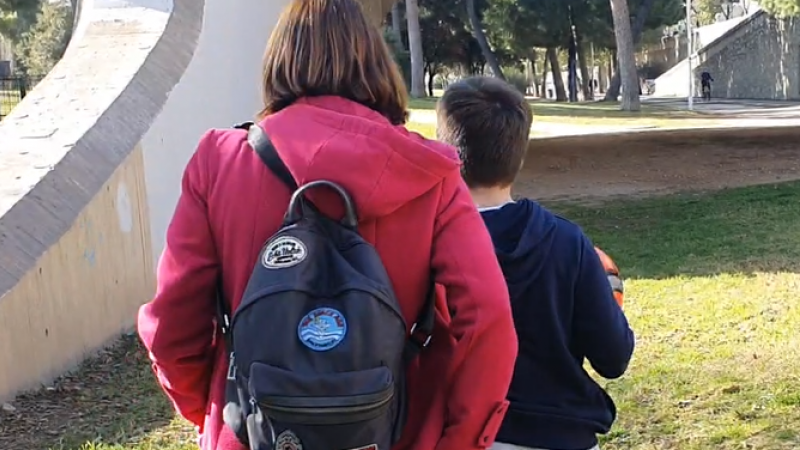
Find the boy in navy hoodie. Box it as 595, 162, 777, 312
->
436, 77, 635, 450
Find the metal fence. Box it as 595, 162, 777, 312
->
0, 76, 44, 121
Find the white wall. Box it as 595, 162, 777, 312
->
141, 0, 291, 262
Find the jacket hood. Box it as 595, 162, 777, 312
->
480, 199, 557, 299
261, 96, 460, 221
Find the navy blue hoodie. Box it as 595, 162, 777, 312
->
481, 199, 635, 450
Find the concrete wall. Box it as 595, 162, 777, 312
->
140, 0, 288, 261
653, 10, 772, 98
0, 0, 289, 401
655, 10, 800, 100
696, 14, 800, 99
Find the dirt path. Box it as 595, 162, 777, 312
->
516, 128, 800, 202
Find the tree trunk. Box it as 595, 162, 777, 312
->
529, 50, 539, 97
466, 0, 505, 80
540, 50, 549, 98
391, 1, 405, 50
604, 0, 656, 101
405, 0, 426, 97
576, 36, 592, 100
609, 0, 640, 110
547, 47, 567, 102
427, 66, 436, 97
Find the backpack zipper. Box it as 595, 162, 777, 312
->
258, 386, 394, 425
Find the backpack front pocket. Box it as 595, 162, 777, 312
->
248, 363, 397, 449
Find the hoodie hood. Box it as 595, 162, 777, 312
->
261, 96, 460, 221
480, 199, 557, 299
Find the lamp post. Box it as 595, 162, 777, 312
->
686, 0, 694, 110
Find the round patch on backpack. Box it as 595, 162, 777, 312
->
276, 429, 303, 450
297, 307, 347, 351
262, 236, 307, 269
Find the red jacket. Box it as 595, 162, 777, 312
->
137, 96, 518, 450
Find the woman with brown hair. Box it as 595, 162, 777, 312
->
137, 1, 517, 449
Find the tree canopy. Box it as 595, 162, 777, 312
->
14, 0, 73, 74
0, 0, 39, 41
478, 0, 682, 55
759, 0, 800, 18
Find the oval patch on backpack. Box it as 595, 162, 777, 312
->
297, 307, 348, 351
276, 429, 303, 450
263, 236, 307, 269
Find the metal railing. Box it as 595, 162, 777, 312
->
0, 76, 44, 121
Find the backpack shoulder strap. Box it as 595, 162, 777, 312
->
247, 124, 299, 192
219, 121, 299, 348
235, 121, 298, 191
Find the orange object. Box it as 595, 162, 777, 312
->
595, 247, 624, 308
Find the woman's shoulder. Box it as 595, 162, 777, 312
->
194, 125, 251, 158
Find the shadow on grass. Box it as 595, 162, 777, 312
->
0, 335, 182, 450
545, 180, 800, 280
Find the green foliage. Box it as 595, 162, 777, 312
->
416, 0, 489, 74
481, 0, 683, 59
419, 0, 474, 69
760, 0, 800, 18
503, 68, 529, 93
384, 28, 412, 88
14, 0, 72, 75
416, 0, 684, 78
639, 0, 683, 31
0, 0, 39, 42
693, 0, 723, 25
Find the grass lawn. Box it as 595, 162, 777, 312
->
404, 117, 544, 138
405, 121, 437, 139
408, 97, 716, 128
3, 182, 800, 450
553, 182, 800, 449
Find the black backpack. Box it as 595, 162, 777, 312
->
216, 122, 435, 450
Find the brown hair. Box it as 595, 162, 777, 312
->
436, 77, 533, 188
260, 0, 409, 125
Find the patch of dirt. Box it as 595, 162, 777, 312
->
516, 128, 800, 203
0, 335, 180, 450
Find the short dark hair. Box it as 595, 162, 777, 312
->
260, 0, 409, 125
436, 77, 533, 188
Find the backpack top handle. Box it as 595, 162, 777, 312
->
286, 180, 358, 229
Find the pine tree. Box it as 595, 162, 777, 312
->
14, 0, 73, 75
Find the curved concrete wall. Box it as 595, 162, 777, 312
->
0, 0, 396, 403
0, 0, 291, 401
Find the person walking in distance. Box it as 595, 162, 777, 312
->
701, 71, 714, 101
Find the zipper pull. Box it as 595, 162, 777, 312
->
226, 352, 237, 381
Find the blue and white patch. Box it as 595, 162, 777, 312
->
297, 307, 347, 351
